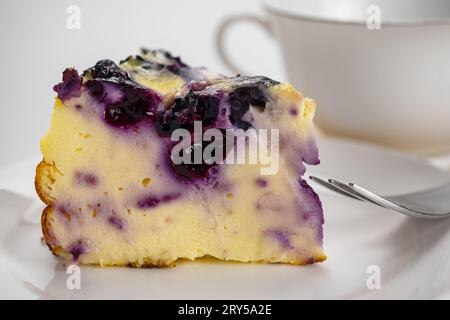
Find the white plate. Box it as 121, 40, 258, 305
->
0, 137, 449, 299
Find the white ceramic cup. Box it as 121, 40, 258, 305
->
217, 0, 450, 154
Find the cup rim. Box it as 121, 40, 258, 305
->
263, 0, 450, 26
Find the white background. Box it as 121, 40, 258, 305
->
0, 0, 284, 166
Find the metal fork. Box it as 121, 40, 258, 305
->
309, 176, 450, 219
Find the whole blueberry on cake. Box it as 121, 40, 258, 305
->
35, 49, 326, 267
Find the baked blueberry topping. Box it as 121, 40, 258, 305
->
256, 178, 268, 188
84, 80, 105, 100
167, 128, 229, 183
84, 59, 162, 128
122, 49, 188, 75
265, 230, 293, 249
104, 85, 160, 127
84, 59, 164, 126
137, 193, 180, 209
75, 172, 98, 187
228, 79, 274, 130
168, 144, 219, 182
170, 161, 220, 183
298, 179, 324, 241
68, 239, 88, 261
53, 68, 82, 101
108, 215, 125, 230
155, 90, 220, 136
85, 59, 130, 81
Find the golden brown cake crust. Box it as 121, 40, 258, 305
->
36, 160, 61, 258
35, 160, 51, 205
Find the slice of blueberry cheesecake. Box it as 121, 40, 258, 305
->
36, 49, 325, 267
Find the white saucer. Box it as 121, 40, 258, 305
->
0, 137, 449, 299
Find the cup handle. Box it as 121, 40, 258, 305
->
216, 14, 273, 75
